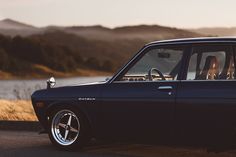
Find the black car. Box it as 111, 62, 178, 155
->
31, 37, 236, 149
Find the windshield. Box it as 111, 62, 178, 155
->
119, 46, 185, 81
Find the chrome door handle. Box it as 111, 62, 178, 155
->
158, 86, 173, 90
158, 86, 173, 96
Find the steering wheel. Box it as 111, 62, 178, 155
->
148, 68, 166, 81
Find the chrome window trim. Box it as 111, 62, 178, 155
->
181, 79, 236, 82
112, 80, 180, 84
113, 79, 236, 83
147, 38, 236, 46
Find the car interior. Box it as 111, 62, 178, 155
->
120, 46, 236, 82
120, 66, 179, 82
120, 49, 183, 82
196, 56, 219, 80
192, 51, 235, 80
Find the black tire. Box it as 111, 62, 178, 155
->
48, 106, 90, 150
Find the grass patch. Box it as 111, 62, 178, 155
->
0, 99, 37, 121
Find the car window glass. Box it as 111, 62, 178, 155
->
187, 46, 235, 80
119, 47, 184, 81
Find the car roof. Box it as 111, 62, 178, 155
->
146, 37, 236, 46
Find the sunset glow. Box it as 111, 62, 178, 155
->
0, 0, 236, 28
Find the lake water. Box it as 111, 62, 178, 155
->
0, 76, 108, 100
0, 72, 196, 100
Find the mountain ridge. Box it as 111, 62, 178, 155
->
3, 18, 236, 38
189, 27, 236, 36
0, 18, 37, 30
0, 18, 201, 41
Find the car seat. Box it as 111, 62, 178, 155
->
197, 56, 219, 80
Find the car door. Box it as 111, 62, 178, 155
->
176, 44, 236, 142
100, 45, 187, 141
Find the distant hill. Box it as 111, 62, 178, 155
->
189, 27, 236, 36
53, 25, 201, 41
0, 19, 42, 37
0, 18, 201, 41
0, 19, 36, 30
0, 19, 205, 78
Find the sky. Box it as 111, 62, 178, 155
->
0, 0, 236, 28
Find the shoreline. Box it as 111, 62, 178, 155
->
0, 68, 113, 80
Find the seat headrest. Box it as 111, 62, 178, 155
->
204, 56, 218, 69
196, 55, 219, 80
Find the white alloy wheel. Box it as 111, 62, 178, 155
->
51, 110, 80, 146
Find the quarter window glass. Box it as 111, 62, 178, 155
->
120, 47, 184, 81
187, 46, 235, 80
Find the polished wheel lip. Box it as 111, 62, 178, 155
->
51, 109, 80, 146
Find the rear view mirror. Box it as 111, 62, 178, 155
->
158, 52, 170, 58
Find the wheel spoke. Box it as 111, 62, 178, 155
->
70, 126, 79, 133
67, 115, 72, 126
58, 123, 67, 129
64, 130, 69, 141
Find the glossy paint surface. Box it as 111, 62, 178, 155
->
31, 37, 236, 142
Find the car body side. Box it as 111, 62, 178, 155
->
31, 38, 236, 142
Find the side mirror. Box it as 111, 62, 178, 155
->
47, 77, 56, 89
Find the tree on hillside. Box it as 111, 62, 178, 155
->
0, 48, 9, 70
101, 60, 114, 72
85, 57, 101, 70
